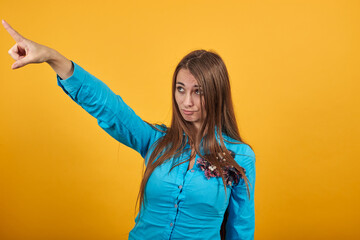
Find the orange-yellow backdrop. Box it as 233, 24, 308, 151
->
0, 0, 359, 239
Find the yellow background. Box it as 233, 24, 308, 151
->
1, 0, 359, 239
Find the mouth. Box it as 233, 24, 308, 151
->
182, 109, 196, 115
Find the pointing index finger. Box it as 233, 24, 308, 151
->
2, 20, 25, 42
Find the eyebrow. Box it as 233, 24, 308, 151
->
176, 82, 200, 88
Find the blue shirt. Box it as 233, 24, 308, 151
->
57, 62, 256, 240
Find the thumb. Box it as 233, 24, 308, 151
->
12, 57, 31, 69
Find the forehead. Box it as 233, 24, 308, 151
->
176, 68, 199, 87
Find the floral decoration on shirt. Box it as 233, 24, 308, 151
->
196, 150, 246, 187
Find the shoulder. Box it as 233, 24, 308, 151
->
222, 135, 256, 187
222, 134, 256, 163
145, 123, 168, 144
148, 123, 168, 133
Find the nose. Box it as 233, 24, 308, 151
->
183, 93, 194, 107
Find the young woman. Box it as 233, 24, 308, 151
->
3, 19, 256, 240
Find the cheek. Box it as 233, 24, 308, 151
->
174, 92, 181, 106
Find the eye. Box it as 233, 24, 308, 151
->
177, 86, 184, 93
195, 89, 203, 95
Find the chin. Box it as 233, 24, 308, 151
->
183, 116, 195, 122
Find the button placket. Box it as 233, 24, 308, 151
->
170, 150, 198, 238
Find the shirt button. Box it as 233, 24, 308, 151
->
174, 204, 178, 208
191, 170, 195, 172
178, 185, 182, 189
170, 222, 173, 226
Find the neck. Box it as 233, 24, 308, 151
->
193, 123, 208, 139
193, 123, 200, 134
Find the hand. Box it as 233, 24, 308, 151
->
2, 20, 53, 69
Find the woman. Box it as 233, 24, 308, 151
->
3, 19, 256, 240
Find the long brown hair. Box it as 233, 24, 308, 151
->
135, 49, 252, 239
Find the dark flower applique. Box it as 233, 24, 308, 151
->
196, 150, 246, 187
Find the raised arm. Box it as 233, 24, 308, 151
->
3, 20, 162, 159
56, 61, 160, 158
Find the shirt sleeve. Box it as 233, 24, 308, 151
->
56, 61, 157, 159
225, 144, 256, 240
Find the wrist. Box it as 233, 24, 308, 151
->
46, 49, 73, 79
46, 48, 60, 65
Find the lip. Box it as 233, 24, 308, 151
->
182, 109, 196, 115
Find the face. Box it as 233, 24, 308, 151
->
175, 68, 206, 130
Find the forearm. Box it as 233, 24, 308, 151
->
56, 62, 157, 158
47, 49, 74, 80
